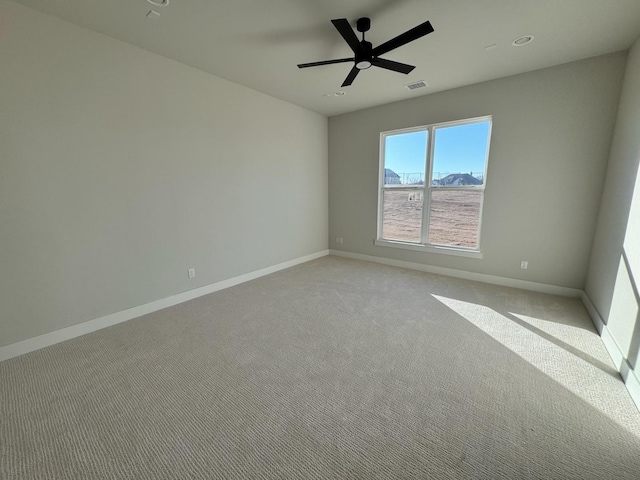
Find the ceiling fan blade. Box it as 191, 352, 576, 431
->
371, 58, 415, 74
297, 58, 354, 69
372, 20, 434, 57
341, 66, 360, 87
331, 18, 365, 55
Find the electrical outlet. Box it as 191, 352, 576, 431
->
335, 237, 344, 245
188, 268, 196, 278
520, 261, 528, 270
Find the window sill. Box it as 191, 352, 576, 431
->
374, 239, 483, 259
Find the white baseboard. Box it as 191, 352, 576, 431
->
581, 292, 640, 410
601, 327, 640, 410
0, 249, 330, 363
580, 291, 605, 334
329, 249, 583, 298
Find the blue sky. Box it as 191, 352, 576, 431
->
385, 121, 491, 180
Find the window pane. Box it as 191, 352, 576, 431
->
431, 121, 490, 186
382, 190, 423, 243
428, 190, 482, 248
384, 130, 427, 186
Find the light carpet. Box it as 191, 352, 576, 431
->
2, 256, 640, 479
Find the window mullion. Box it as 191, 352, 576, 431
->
421, 126, 435, 244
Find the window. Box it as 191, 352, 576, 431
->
376, 116, 492, 257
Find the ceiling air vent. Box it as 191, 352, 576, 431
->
404, 80, 428, 91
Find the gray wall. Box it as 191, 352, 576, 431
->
0, 1, 328, 347
329, 53, 626, 289
586, 37, 640, 376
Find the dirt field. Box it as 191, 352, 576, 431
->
382, 190, 482, 248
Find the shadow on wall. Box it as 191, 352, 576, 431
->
628, 276, 640, 369
608, 250, 640, 369
605, 159, 640, 374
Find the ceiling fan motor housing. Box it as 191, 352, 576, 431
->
356, 40, 374, 68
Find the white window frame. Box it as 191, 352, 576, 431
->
375, 115, 492, 259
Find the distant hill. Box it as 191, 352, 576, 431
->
433, 173, 482, 186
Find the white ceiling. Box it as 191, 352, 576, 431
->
11, 0, 640, 116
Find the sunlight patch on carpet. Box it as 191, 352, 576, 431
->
432, 294, 640, 437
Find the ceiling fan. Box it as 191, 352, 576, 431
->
297, 17, 434, 87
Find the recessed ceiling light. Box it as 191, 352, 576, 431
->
512, 35, 534, 46
334, 91, 346, 96
147, 0, 169, 6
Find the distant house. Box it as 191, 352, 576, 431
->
384, 168, 401, 184
436, 173, 483, 186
